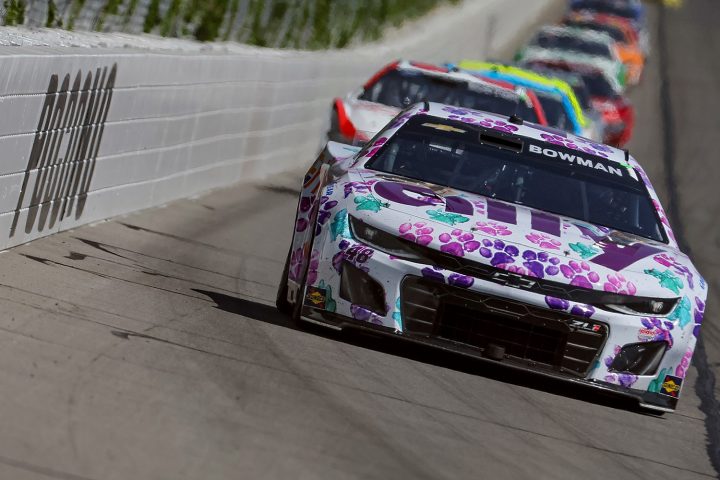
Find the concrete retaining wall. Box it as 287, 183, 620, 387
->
0, 0, 563, 250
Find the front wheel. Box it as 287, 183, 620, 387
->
276, 248, 293, 315
277, 237, 316, 325
276, 247, 308, 326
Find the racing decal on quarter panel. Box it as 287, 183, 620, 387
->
304, 167, 321, 189
659, 374, 683, 398
530, 212, 561, 237
487, 199, 517, 224
305, 285, 327, 308
11, 64, 118, 237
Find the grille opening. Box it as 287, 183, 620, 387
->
439, 303, 565, 367
400, 277, 607, 376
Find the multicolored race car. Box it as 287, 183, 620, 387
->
277, 102, 707, 413
517, 25, 627, 89
522, 59, 634, 147
569, 0, 650, 56
563, 11, 646, 85
456, 60, 603, 141
522, 64, 608, 143
329, 60, 545, 144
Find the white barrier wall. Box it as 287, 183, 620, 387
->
0, 0, 563, 250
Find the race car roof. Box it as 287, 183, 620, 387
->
456, 61, 586, 130
393, 60, 519, 101
417, 101, 628, 165
535, 25, 617, 46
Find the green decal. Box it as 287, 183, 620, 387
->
354, 195, 388, 213
319, 280, 337, 313
648, 367, 672, 393
426, 209, 470, 226
391, 297, 402, 331
330, 209, 351, 241
668, 296, 692, 328
569, 242, 600, 259
644, 268, 684, 294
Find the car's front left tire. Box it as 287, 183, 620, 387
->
276, 248, 293, 315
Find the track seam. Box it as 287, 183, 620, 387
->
657, 5, 720, 475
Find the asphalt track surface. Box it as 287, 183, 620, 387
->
0, 3, 718, 480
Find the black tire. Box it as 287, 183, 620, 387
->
275, 244, 309, 325
276, 248, 293, 315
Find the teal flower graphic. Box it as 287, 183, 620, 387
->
569, 242, 600, 259
647, 367, 672, 393
318, 280, 337, 313
391, 297, 402, 331
644, 268, 684, 294
426, 209, 470, 226
668, 296, 691, 328
354, 195, 388, 213
330, 209, 351, 241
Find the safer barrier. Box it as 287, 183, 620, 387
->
0, 0, 563, 250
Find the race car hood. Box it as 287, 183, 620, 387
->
347, 169, 689, 298
345, 100, 400, 139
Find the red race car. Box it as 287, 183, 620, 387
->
524, 59, 634, 147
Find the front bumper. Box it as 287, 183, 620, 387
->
304, 233, 688, 413
300, 304, 677, 413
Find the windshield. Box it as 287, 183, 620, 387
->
529, 61, 619, 98
360, 69, 538, 122
577, 70, 618, 97
533, 32, 613, 58
365, 115, 664, 242
564, 20, 625, 42
525, 65, 592, 110
534, 92, 571, 130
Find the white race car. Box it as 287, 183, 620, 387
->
329, 60, 542, 144
517, 25, 627, 91
279, 102, 707, 413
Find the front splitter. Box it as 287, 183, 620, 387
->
301, 306, 678, 413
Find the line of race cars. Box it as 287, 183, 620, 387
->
277, 0, 708, 413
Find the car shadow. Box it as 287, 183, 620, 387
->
193, 288, 664, 417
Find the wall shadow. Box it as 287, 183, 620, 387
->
10, 63, 118, 237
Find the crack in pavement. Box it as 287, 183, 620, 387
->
0, 454, 97, 480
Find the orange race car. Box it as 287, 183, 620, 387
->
563, 12, 646, 85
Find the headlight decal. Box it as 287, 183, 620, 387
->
349, 216, 424, 261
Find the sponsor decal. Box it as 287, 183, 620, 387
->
491, 271, 536, 290
528, 144, 626, 178
638, 327, 659, 342
422, 122, 467, 133
569, 319, 603, 333
659, 374, 683, 398
305, 286, 327, 309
